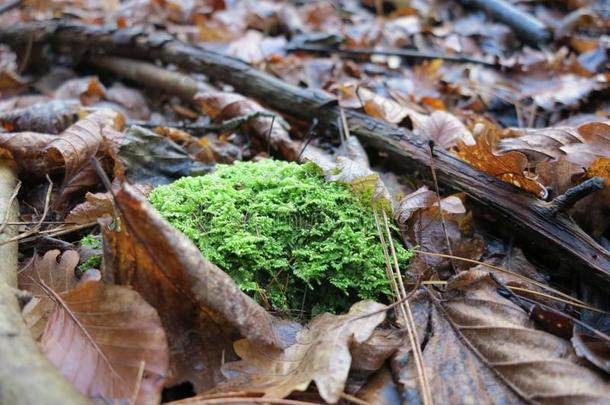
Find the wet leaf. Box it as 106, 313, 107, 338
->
396, 187, 483, 278
44, 109, 123, 180
117, 126, 213, 185
418, 110, 475, 149
19, 250, 169, 404
395, 272, 610, 403
218, 300, 388, 403
103, 183, 280, 391
53, 77, 107, 105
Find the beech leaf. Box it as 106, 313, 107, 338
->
19, 250, 169, 404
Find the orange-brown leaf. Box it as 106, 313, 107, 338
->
457, 126, 547, 197
19, 250, 169, 404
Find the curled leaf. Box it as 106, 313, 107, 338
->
219, 300, 388, 403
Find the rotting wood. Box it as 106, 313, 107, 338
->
0, 21, 608, 296
0, 161, 87, 405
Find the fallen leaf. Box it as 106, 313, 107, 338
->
0, 99, 81, 134
586, 157, 610, 185
457, 123, 547, 198
117, 126, 213, 185
19, 250, 169, 404
103, 183, 281, 391
195, 91, 300, 160
418, 110, 475, 149
396, 187, 482, 278
65, 191, 115, 224
218, 300, 388, 403
53, 76, 107, 105
0, 131, 57, 175
43, 109, 123, 180
394, 272, 610, 403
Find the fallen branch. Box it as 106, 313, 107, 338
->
0, 22, 608, 294
458, 0, 552, 46
0, 162, 87, 405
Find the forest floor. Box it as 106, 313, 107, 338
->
0, 0, 608, 404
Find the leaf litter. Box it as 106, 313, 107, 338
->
0, 0, 609, 404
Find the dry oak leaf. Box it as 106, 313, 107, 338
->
195, 91, 300, 161
0, 99, 81, 134
457, 126, 547, 198
19, 250, 169, 405
220, 300, 387, 403
53, 76, 107, 105
103, 183, 280, 391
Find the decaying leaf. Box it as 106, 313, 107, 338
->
0, 131, 58, 174
457, 123, 547, 198
395, 272, 610, 403
218, 300, 388, 403
396, 186, 483, 278
103, 183, 281, 391
195, 91, 300, 160
0, 99, 81, 133
19, 250, 169, 404
117, 126, 213, 185
53, 76, 107, 105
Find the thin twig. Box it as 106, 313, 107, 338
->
297, 118, 318, 162
287, 44, 497, 68
427, 140, 456, 275
545, 177, 605, 214
414, 250, 602, 312
382, 210, 432, 405
0, 180, 20, 234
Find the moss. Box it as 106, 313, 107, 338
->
149, 159, 411, 316
78, 234, 102, 273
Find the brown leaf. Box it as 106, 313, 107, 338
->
395, 273, 610, 403
586, 157, 610, 185
0, 131, 57, 175
103, 183, 280, 391
195, 91, 300, 160
217, 300, 388, 403
419, 111, 475, 149
457, 124, 547, 197
517, 73, 605, 110
104, 83, 150, 120
19, 250, 169, 404
396, 187, 481, 278
65, 191, 115, 224
0, 99, 81, 134
53, 76, 107, 105
44, 109, 123, 180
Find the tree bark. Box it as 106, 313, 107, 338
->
0, 21, 608, 295
0, 162, 87, 405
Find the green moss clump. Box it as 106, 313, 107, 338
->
78, 234, 102, 273
149, 159, 411, 316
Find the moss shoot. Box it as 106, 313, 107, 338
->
149, 159, 411, 316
